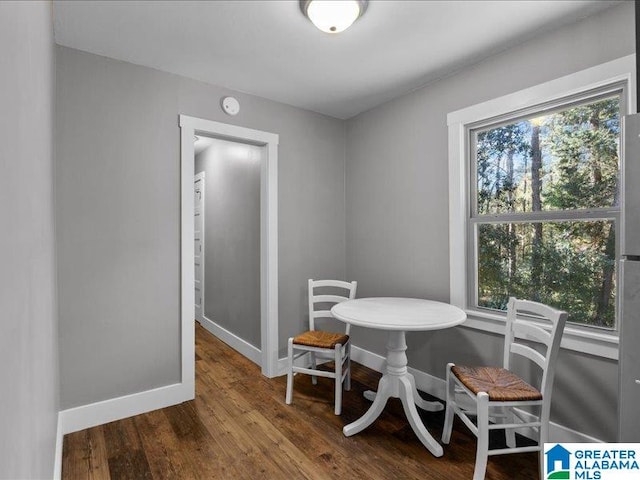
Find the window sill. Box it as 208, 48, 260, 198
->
460, 309, 619, 361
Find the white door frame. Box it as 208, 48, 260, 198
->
194, 171, 205, 323
179, 114, 279, 386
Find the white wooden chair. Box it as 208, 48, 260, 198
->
441, 297, 568, 480
285, 279, 357, 415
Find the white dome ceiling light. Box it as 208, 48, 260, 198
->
300, 0, 368, 34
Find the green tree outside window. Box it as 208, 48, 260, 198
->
473, 96, 619, 328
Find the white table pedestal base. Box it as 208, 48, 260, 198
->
343, 330, 444, 457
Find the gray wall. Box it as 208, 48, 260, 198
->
0, 2, 59, 478
195, 139, 262, 348
345, 3, 633, 442
55, 46, 346, 409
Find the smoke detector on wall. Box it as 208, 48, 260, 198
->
221, 96, 240, 115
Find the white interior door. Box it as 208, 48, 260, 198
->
194, 172, 205, 322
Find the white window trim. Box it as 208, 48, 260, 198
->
448, 55, 636, 361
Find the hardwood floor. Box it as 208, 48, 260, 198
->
62, 323, 539, 479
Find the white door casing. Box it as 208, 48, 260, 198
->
194, 172, 205, 323
179, 114, 279, 383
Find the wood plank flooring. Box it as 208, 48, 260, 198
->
62, 323, 539, 479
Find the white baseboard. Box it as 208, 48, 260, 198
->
57, 338, 599, 444
349, 345, 602, 444
59, 381, 193, 435
350, 345, 446, 397
57, 317, 256, 437
53, 412, 63, 480
199, 317, 261, 366
350, 345, 386, 372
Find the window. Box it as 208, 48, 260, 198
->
448, 55, 635, 358
472, 93, 621, 329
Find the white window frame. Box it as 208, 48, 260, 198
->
448, 55, 636, 360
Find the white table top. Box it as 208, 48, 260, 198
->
331, 297, 466, 331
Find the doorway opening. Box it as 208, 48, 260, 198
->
179, 115, 279, 398
194, 135, 265, 363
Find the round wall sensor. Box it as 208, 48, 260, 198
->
221, 96, 240, 116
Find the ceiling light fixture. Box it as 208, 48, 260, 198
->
300, 0, 368, 34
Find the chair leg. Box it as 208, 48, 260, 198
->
285, 338, 294, 405
345, 343, 351, 391
539, 405, 550, 480
310, 352, 317, 385
334, 344, 342, 415
441, 363, 456, 444
473, 392, 490, 480
502, 407, 516, 448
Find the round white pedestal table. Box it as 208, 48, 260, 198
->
331, 297, 466, 457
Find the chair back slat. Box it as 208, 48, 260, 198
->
311, 279, 355, 289
308, 279, 357, 334
510, 343, 546, 369
503, 297, 568, 397
512, 321, 551, 348
513, 299, 561, 322
313, 294, 351, 304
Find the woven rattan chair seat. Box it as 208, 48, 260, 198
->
293, 330, 349, 349
451, 365, 542, 402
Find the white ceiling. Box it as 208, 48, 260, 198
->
53, 0, 621, 120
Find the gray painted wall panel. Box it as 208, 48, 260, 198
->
195, 139, 262, 348
0, 2, 59, 478
345, 3, 632, 441
55, 46, 346, 408
56, 48, 182, 408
